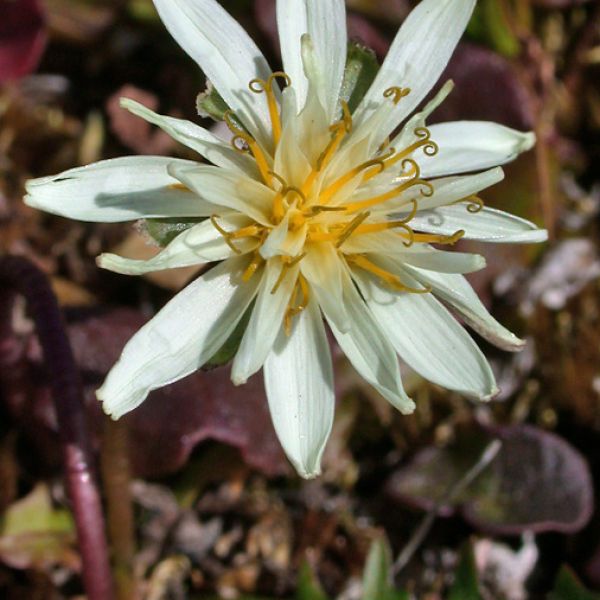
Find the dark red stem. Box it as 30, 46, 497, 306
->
0, 255, 114, 600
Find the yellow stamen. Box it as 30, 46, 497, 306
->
271, 253, 306, 294
410, 230, 466, 245
304, 205, 347, 217
210, 215, 242, 255
344, 159, 433, 213
283, 186, 307, 207
336, 212, 371, 248
289, 212, 306, 231
383, 86, 411, 105
230, 225, 262, 240
224, 111, 272, 187
451, 195, 485, 213
347, 254, 429, 294
363, 127, 439, 183
349, 200, 418, 239
242, 250, 264, 282
301, 101, 352, 196
249, 72, 291, 146
168, 183, 192, 192
285, 274, 310, 334
319, 148, 396, 204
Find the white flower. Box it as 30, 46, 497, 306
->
25, 0, 547, 478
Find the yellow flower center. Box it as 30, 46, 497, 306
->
209, 73, 481, 327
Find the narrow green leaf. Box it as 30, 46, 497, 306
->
296, 561, 330, 600
144, 217, 205, 247
448, 543, 483, 600
203, 301, 254, 369
362, 536, 407, 600
196, 82, 232, 123
467, 0, 519, 58
549, 566, 600, 600
339, 42, 380, 114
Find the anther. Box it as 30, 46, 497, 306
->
271, 254, 306, 294
320, 150, 395, 203
224, 110, 273, 186
168, 183, 192, 192
248, 72, 291, 146
346, 254, 429, 294
383, 86, 411, 105
305, 205, 347, 217
242, 250, 264, 282
451, 195, 485, 213
285, 275, 310, 334
377, 128, 439, 175
336, 212, 371, 248
210, 215, 242, 255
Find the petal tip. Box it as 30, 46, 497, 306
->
481, 385, 500, 402
522, 131, 536, 152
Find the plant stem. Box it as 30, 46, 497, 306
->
0, 255, 114, 600
101, 416, 138, 600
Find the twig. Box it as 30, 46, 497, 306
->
392, 439, 502, 575
0, 255, 114, 600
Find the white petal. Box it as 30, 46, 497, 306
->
274, 88, 312, 184
264, 297, 334, 479
422, 121, 536, 178
260, 211, 308, 259
384, 80, 455, 156
353, 262, 497, 400
295, 36, 334, 164
98, 255, 262, 418
395, 247, 486, 274
414, 168, 505, 212
277, 0, 347, 120
360, 168, 505, 219
341, 233, 486, 274
410, 206, 549, 243
121, 98, 259, 178
301, 244, 350, 332
98, 214, 258, 275
169, 164, 275, 225
404, 266, 525, 351
231, 258, 300, 384
323, 268, 415, 413
25, 157, 211, 222
153, 0, 275, 146
355, 0, 476, 139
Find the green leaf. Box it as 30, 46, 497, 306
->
0, 484, 77, 570
203, 301, 254, 369
339, 43, 380, 114
1, 484, 73, 536
196, 82, 232, 123
362, 536, 407, 600
549, 566, 600, 600
448, 543, 483, 600
467, 0, 519, 58
144, 217, 206, 247
296, 561, 330, 600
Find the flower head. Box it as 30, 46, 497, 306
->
25, 0, 547, 478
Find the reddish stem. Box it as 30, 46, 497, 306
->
0, 255, 114, 600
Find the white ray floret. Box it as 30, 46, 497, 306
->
24, 0, 548, 478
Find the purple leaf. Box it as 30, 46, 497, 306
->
387, 423, 593, 535
428, 42, 535, 130
1, 307, 289, 478
532, 0, 590, 6
0, 0, 47, 82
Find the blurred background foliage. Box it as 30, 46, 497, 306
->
1, 0, 600, 598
